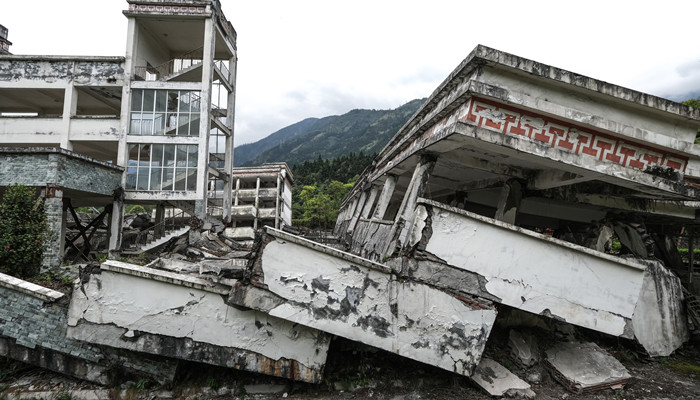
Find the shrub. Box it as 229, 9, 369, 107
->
0, 184, 49, 278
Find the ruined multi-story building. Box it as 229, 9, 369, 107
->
0, 0, 239, 265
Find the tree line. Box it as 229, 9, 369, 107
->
291, 152, 375, 229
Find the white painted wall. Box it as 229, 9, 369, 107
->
258, 235, 497, 376
67, 265, 329, 371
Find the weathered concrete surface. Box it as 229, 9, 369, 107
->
229, 228, 497, 377
545, 341, 631, 393
67, 260, 330, 383
631, 261, 689, 356
0, 271, 176, 385
411, 199, 688, 355
471, 358, 535, 399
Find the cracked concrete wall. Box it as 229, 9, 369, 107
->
0, 272, 175, 385
0, 58, 124, 85
411, 200, 688, 355
67, 262, 330, 383
230, 229, 497, 376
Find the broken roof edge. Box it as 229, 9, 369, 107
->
101, 259, 231, 295
0, 55, 125, 62
265, 227, 393, 274
0, 271, 65, 303
374, 45, 700, 176
0, 147, 124, 171
417, 197, 652, 272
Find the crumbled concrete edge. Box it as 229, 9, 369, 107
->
0, 271, 64, 302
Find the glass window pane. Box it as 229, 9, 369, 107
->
186, 170, 197, 191
150, 168, 162, 190
189, 116, 200, 137
139, 144, 151, 162
167, 91, 178, 112
137, 167, 149, 190
187, 145, 198, 167
174, 168, 187, 190
143, 90, 155, 112
164, 145, 175, 167
166, 113, 178, 135
153, 113, 166, 135
162, 168, 174, 191
131, 89, 142, 111
152, 144, 164, 166
178, 115, 190, 136
129, 114, 141, 134
176, 145, 188, 167
142, 116, 154, 135
190, 92, 201, 112
179, 91, 190, 112
155, 91, 167, 112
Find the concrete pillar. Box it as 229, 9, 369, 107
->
234, 178, 240, 206
372, 175, 397, 220
384, 155, 437, 257
347, 190, 368, 234
108, 193, 124, 257
254, 177, 261, 229
495, 179, 523, 225
155, 203, 165, 238
42, 192, 65, 270
195, 16, 217, 220
361, 186, 379, 219
275, 174, 281, 229
60, 85, 77, 151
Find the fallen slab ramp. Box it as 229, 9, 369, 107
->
545, 341, 631, 393
471, 357, 535, 399
228, 227, 497, 376
67, 261, 330, 383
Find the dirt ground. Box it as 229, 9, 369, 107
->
1, 330, 699, 400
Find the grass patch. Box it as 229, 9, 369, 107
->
664, 358, 700, 379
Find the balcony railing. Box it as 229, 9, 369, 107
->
134, 47, 204, 81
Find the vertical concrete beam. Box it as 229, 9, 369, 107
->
222, 54, 237, 225
60, 85, 77, 150
42, 188, 65, 269
195, 16, 217, 219
234, 178, 240, 206
386, 154, 437, 255
360, 185, 379, 219
275, 174, 281, 229
108, 191, 124, 255
347, 190, 368, 233
254, 177, 261, 229
372, 174, 397, 220
155, 203, 165, 238
494, 179, 523, 225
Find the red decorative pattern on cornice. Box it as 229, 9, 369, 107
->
460, 98, 688, 173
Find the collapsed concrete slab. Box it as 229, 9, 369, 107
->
471, 358, 535, 399
67, 260, 331, 383
228, 227, 497, 377
545, 341, 631, 393
408, 199, 688, 356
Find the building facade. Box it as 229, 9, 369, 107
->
0, 0, 238, 265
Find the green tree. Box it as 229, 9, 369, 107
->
0, 184, 49, 278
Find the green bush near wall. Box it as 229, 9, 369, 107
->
0, 184, 49, 278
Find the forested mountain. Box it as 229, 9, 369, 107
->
234, 98, 425, 167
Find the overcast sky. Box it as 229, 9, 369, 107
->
4, 1, 700, 145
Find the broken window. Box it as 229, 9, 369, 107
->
130, 89, 201, 136
126, 144, 198, 191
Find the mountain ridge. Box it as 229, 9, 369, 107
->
233, 99, 425, 167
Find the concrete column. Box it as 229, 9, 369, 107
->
221, 54, 237, 225
42, 194, 65, 270
108, 192, 124, 256
155, 203, 165, 238
234, 178, 240, 206
361, 186, 379, 219
494, 179, 523, 225
372, 175, 397, 220
385, 154, 437, 256
195, 16, 217, 219
254, 177, 261, 229
60, 85, 77, 150
347, 190, 368, 234
275, 174, 281, 229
